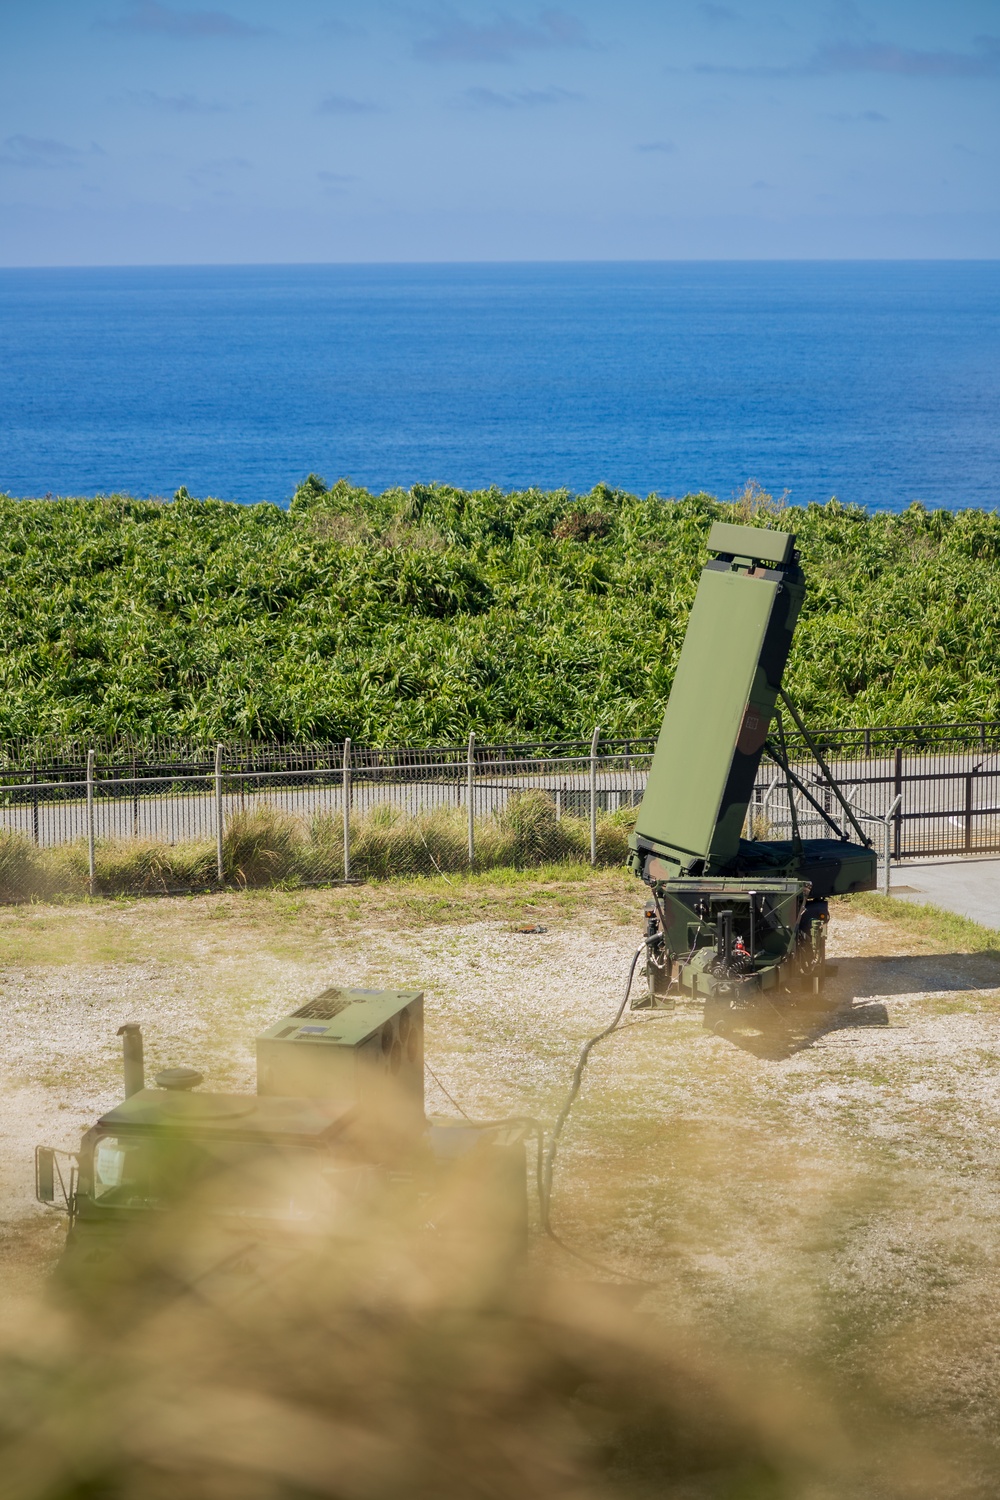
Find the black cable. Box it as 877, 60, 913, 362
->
538, 944, 678, 1286
424, 1062, 472, 1119
541, 945, 644, 1213
429, 942, 672, 1285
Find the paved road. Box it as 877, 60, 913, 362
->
0, 772, 646, 850
891, 856, 1000, 931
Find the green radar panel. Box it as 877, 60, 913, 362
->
632, 522, 804, 879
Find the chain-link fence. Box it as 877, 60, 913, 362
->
0, 735, 653, 897
1, 722, 999, 898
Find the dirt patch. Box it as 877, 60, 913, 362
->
4, 881, 1000, 1434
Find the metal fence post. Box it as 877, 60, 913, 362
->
214, 743, 224, 884
883, 817, 891, 897
86, 749, 96, 896
31, 763, 38, 846
590, 726, 600, 867
883, 793, 902, 896
893, 746, 903, 860
343, 737, 352, 881
467, 731, 475, 868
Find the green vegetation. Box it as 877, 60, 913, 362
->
1, 477, 998, 745
844, 891, 1000, 947
0, 794, 634, 900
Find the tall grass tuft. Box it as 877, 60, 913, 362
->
0, 796, 633, 902
3, 1108, 995, 1497
0, 831, 53, 902
223, 808, 302, 887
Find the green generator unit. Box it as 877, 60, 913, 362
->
629, 521, 876, 1020
256, 986, 424, 1121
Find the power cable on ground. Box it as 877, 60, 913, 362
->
428, 941, 674, 1285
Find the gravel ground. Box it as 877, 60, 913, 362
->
4, 882, 1000, 1428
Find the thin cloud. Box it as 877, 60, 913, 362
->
0, 135, 87, 169
318, 93, 382, 115
814, 35, 1000, 76
99, 1, 267, 38
186, 155, 252, 182
636, 139, 674, 153
413, 8, 588, 64
693, 32, 1000, 78
317, 170, 356, 194
459, 84, 581, 108
827, 108, 889, 122
122, 88, 231, 111
318, 16, 366, 38
698, 2, 739, 19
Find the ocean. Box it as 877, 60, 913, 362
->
0, 260, 997, 511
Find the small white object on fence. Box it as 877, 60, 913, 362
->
342, 737, 352, 881
214, 743, 224, 884
86, 749, 96, 896
467, 731, 475, 867
589, 726, 600, 867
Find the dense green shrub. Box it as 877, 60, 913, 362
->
0, 480, 997, 746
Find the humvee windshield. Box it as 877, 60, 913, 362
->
90, 1132, 371, 1222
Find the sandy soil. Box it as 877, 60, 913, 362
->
3, 878, 1000, 1427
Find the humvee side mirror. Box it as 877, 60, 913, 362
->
35, 1146, 56, 1204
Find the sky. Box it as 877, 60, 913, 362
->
0, 0, 998, 263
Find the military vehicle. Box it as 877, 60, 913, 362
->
628, 521, 876, 1023
36, 989, 529, 1280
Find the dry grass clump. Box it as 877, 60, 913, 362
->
339, 792, 632, 880
0, 794, 634, 901
223, 808, 301, 887
730, 479, 789, 524
87, 837, 218, 895
0, 831, 55, 902
553, 510, 612, 542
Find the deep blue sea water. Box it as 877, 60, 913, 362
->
0, 261, 997, 511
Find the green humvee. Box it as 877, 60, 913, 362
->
37, 993, 529, 1290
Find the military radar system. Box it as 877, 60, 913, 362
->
628, 521, 877, 1023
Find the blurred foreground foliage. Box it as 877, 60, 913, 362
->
1, 478, 998, 744
3, 1101, 994, 1500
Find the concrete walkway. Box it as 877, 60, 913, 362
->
891, 856, 1000, 931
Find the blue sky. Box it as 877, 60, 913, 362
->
1, 0, 997, 263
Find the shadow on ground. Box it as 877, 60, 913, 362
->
829, 951, 1000, 1000
707, 951, 1000, 1062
